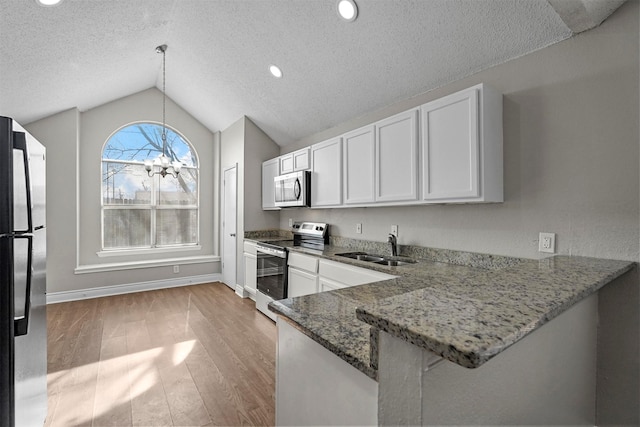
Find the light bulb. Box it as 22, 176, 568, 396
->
337, 0, 358, 21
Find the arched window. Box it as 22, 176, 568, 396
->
101, 123, 199, 250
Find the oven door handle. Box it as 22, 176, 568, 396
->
257, 245, 287, 258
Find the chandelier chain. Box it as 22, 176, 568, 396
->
144, 44, 180, 179
161, 45, 167, 149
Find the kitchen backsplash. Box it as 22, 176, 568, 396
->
245, 229, 524, 270
329, 236, 524, 270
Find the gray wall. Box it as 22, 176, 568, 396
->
280, 0, 639, 263
220, 116, 280, 290
244, 118, 281, 232
278, 1, 639, 423
26, 88, 219, 294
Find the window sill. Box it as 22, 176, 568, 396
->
75, 254, 219, 274
97, 245, 202, 258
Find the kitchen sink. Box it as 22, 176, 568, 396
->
336, 252, 385, 262
373, 259, 416, 266
335, 252, 417, 266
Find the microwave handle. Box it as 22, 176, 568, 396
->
294, 178, 301, 200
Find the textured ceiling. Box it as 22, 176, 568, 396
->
0, 0, 578, 146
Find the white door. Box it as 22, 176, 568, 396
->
222, 165, 237, 290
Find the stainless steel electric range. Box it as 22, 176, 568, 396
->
255, 222, 328, 321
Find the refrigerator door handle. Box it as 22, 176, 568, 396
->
13, 234, 32, 337
12, 131, 33, 234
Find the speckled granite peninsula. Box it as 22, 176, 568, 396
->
268, 239, 635, 379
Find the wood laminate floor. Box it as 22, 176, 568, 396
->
45, 283, 276, 426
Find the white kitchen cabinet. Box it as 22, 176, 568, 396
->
262, 158, 280, 210
420, 83, 503, 203
293, 147, 310, 171
311, 137, 342, 207
375, 108, 419, 203
290, 268, 319, 297
288, 252, 318, 297
280, 153, 294, 174
342, 110, 418, 206
280, 148, 310, 174
243, 240, 258, 299
319, 277, 347, 292
318, 259, 395, 288
343, 125, 375, 205
288, 253, 396, 296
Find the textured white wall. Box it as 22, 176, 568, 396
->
280, 0, 639, 263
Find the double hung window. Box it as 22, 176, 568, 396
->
101, 123, 199, 250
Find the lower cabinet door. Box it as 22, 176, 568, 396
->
288, 267, 318, 298
244, 252, 257, 295
318, 277, 347, 292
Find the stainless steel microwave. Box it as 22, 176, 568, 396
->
274, 170, 310, 208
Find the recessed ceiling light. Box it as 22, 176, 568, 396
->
269, 65, 283, 79
37, 0, 63, 6
337, 0, 358, 22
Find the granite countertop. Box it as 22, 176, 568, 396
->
267, 239, 635, 380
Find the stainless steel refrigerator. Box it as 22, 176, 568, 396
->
0, 116, 47, 427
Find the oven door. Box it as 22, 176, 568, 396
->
256, 244, 288, 300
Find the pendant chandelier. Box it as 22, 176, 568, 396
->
144, 44, 182, 178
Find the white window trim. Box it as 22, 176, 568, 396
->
101, 123, 200, 251
75, 254, 219, 274
97, 244, 202, 258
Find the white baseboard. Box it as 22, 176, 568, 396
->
245, 286, 257, 301
235, 284, 249, 298
46, 273, 223, 304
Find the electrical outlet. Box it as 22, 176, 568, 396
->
288, 218, 293, 227
538, 232, 556, 254
173, 265, 180, 274
391, 225, 398, 237
356, 223, 362, 234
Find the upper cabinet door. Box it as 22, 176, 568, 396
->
293, 148, 310, 171
343, 125, 375, 205
375, 109, 419, 203
262, 158, 280, 210
311, 137, 342, 207
420, 84, 503, 203
421, 87, 480, 201
280, 153, 294, 174
280, 148, 310, 175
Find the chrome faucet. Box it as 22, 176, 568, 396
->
388, 234, 398, 257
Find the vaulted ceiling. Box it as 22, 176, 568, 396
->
0, 0, 625, 146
